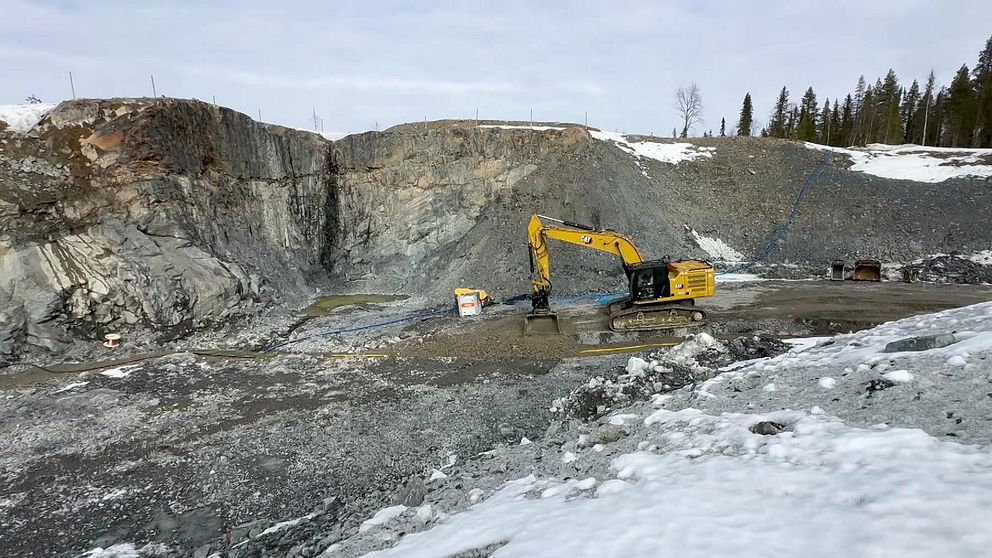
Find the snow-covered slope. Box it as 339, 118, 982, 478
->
333, 301, 992, 558
806, 142, 992, 182
362, 408, 992, 558
0, 103, 56, 133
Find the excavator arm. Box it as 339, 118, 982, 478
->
528, 214, 644, 310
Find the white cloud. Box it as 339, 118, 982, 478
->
1, 0, 989, 135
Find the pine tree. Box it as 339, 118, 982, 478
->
768, 87, 790, 138
720, 117, 726, 136
973, 35, 992, 147
945, 64, 977, 146
796, 87, 818, 142
737, 93, 754, 136
672, 127, 677, 138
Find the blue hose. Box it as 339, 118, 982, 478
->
719, 150, 834, 275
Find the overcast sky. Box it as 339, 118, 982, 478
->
2, 1, 990, 136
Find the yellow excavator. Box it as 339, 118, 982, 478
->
525, 214, 716, 334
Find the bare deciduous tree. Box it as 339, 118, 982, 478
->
674, 84, 704, 137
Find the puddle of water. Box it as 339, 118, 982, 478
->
300, 294, 407, 317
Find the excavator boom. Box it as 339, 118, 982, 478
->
525, 214, 715, 334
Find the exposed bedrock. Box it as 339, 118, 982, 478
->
1, 100, 990, 361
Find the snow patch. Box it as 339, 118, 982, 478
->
947, 355, 967, 367
80, 544, 140, 558
882, 370, 914, 383
258, 513, 317, 537
715, 273, 764, 283
477, 124, 566, 131
360, 505, 408, 533
688, 228, 745, 262
590, 130, 715, 165
100, 365, 141, 379
806, 142, 992, 183
0, 103, 56, 133
427, 469, 447, 482
55, 381, 89, 393
818, 377, 836, 389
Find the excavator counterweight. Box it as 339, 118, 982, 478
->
525, 214, 715, 333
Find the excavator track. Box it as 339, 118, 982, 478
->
609, 304, 706, 332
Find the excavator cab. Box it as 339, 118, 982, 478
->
629, 261, 672, 302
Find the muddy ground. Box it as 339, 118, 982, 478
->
2, 279, 992, 557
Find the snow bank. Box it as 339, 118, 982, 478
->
688, 227, 745, 261
0, 103, 56, 133
590, 130, 715, 165
362, 407, 992, 558
806, 142, 992, 183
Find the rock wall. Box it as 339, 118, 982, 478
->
2, 103, 990, 362
0, 99, 332, 360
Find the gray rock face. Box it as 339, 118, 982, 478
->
0, 98, 332, 360
883, 334, 957, 353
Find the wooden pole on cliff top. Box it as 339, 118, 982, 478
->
68, 71, 76, 99
151, 75, 157, 97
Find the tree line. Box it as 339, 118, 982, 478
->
733, 35, 992, 148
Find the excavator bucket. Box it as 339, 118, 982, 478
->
851, 259, 882, 282
524, 312, 562, 335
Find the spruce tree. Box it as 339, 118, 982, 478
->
819, 99, 831, 144
796, 87, 818, 142
973, 35, 992, 147
946, 64, 977, 146
840, 94, 854, 146
769, 87, 790, 138
720, 117, 726, 136
852, 76, 867, 144
901, 79, 921, 143
737, 93, 754, 136
879, 70, 903, 144
930, 87, 947, 146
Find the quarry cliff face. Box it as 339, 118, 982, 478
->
0, 99, 333, 358
2, 99, 991, 362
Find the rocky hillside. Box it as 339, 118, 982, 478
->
0, 99, 332, 360
2, 99, 991, 363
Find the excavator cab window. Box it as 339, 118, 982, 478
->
630, 265, 671, 302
